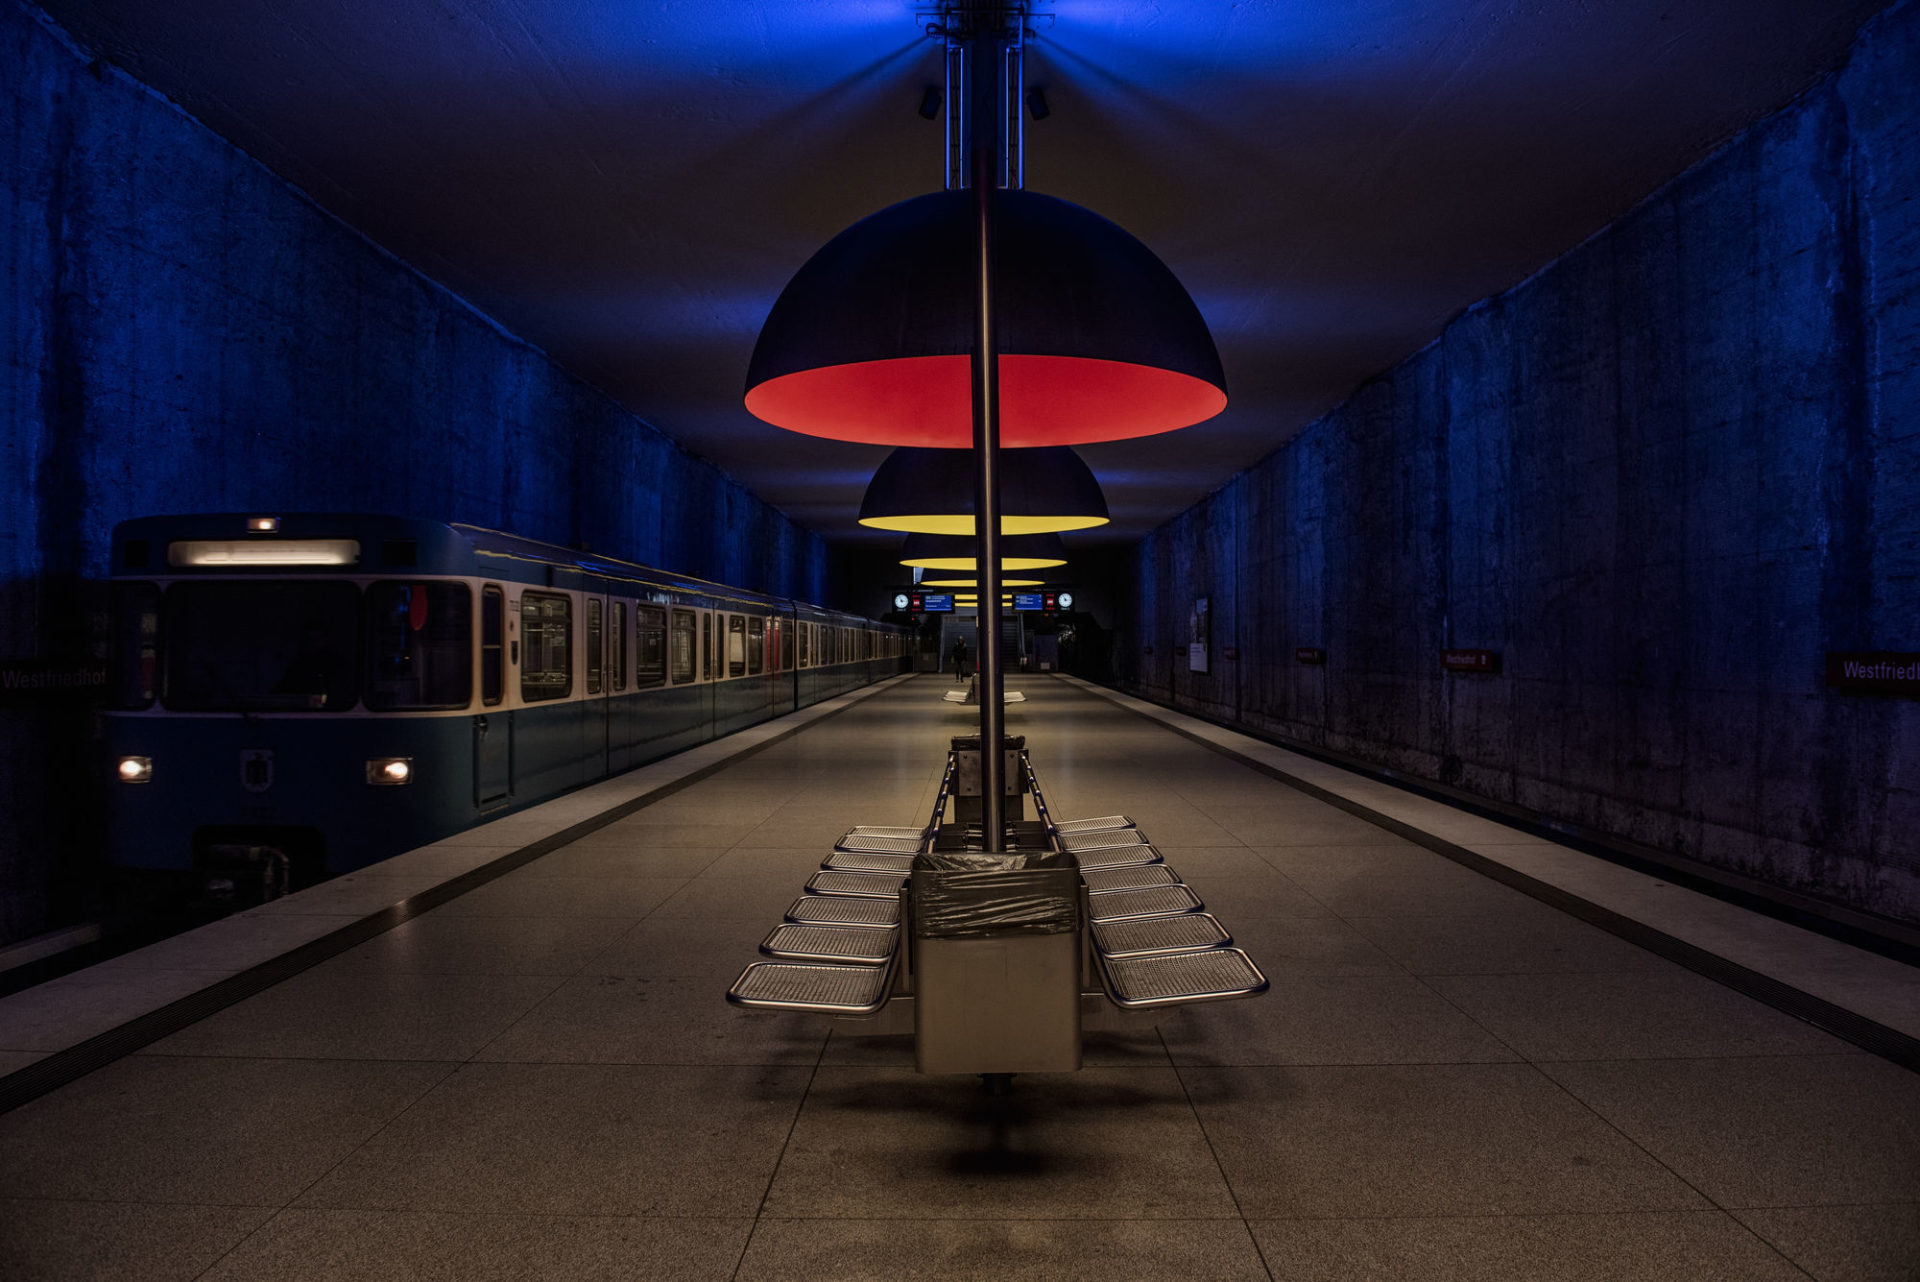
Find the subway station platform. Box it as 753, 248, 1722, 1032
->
1, 674, 1917, 1280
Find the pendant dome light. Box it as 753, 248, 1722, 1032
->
899, 531, 1067, 572
745, 187, 1226, 448
859, 446, 1108, 535
921, 578, 1045, 588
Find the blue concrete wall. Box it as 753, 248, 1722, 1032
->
1117, 0, 1920, 926
0, 0, 828, 944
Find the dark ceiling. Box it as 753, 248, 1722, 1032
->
36, 0, 1891, 547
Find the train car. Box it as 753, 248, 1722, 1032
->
102, 513, 909, 904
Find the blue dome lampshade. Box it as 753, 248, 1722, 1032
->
898, 531, 1068, 572
746, 188, 1226, 448
858, 446, 1108, 535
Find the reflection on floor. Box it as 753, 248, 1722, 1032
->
0, 675, 1915, 1280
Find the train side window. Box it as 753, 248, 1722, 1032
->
727, 615, 746, 678
747, 617, 765, 675
111, 581, 160, 709
670, 609, 696, 683
701, 612, 712, 680
635, 605, 666, 688
520, 592, 572, 701
585, 599, 603, 695
797, 621, 809, 669
481, 586, 504, 705
365, 582, 473, 710
610, 602, 627, 692
781, 619, 795, 671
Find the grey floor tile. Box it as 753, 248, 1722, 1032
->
1427, 971, 1852, 1061
297, 1062, 809, 1215
1264, 848, 1540, 916
821, 1028, 1169, 1068
564, 822, 757, 849
1184, 1063, 1706, 1218
1347, 910, 1675, 975
250, 870, 442, 917
697, 847, 838, 879
1150, 847, 1274, 877
1220, 916, 1406, 977
1250, 1210, 1808, 1281
330, 912, 633, 976
736, 1218, 1269, 1281
0, 968, 227, 1053
1210, 807, 1403, 846
433, 873, 687, 918
1541, 1055, 1920, 1207
0, 1055, 453, 1205
199, 1208, 753, 1282
0, 1050, 44, 1074
586, 917, 772, 977
146, 967, 562, 1060
1732, 1203, 1920, 1282
650, 875, 819, 921
761, 1066, 1239, 1219
1161, 973, 1519, 1066
475, 972, 828, 1064
0, 1199, 277, 1282
513, 842, 726, 879
1175, 868, 1339, 919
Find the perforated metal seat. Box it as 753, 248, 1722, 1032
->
1051, 815, 1136, 834
1058, 828, 1152, 853
833, 832, 928, 855
1096, 947, 1268, 1009
824, 850, 917, 872
805, 869, 908, 899
1091, 912, 1232, 958
1082, 863, 1180, 893
760, 923, 900, 965
1086, 883, 1204, 922
727, 960, 894, 1014
785, 895, 899, 927
1073, 844, 1165, 871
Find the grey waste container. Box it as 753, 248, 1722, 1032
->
910, 850, 1082, 1074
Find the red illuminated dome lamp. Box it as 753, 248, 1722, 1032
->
746, 188, 1227, 448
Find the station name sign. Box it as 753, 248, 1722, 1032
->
1826, 652, 1920, 697
0, 659, 110, 706
1441, 649, 1502, 674
1295, 647, 1326, 665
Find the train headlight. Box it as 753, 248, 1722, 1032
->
366, 757, 413, 786
116, 756, 153, 784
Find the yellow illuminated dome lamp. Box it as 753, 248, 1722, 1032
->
899, 531, 1067, 572
858, 446, 1108, 535
921, 578, 1044, 588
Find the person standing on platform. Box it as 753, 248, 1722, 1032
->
951, 636, 970, 679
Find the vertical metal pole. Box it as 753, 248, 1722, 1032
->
968, 21, 1006, 852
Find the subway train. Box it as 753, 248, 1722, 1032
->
102, 513, 910, 904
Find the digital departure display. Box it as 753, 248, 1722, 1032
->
921, 593, 955, 612
1012, 593, 1045, 611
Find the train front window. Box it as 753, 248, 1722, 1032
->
364, 582, 472, 711
161, 580, 361, 712
520, 592, 572, 701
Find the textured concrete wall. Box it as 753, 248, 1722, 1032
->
0, 0, 828, 944
1118, 0, 1920, 926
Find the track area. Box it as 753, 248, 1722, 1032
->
0, 674, 1915, 1280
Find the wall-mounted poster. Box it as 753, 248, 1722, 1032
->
1189, 596, 1210, 673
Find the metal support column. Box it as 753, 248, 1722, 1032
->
967, 19, 1006, 851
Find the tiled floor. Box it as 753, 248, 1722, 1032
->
1, 675, 1916, 1280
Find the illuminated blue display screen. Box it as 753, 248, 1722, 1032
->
921, 594, 954, 612
1012, 593, 1045, 611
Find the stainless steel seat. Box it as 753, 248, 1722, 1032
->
823, 849, 917, 872
1086, 883, 1204, 922
805, 869, 909, 899
784, 895, 899, 927
760, 923, 900, 965
1091, 912, 1232, 958
1082, 863, 1180, 893
1095, 947, 1268, 1009
727, 960, 895, 1015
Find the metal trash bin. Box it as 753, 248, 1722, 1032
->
910, 850, 1082, 1074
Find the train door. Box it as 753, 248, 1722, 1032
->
475, 584, 512, 811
